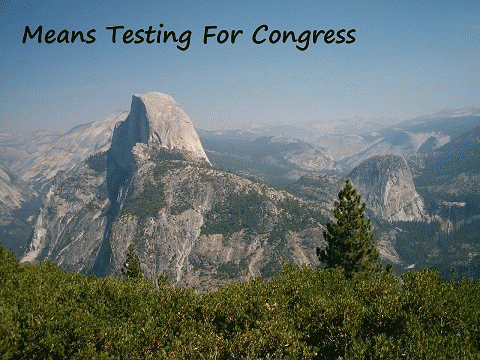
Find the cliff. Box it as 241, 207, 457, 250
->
349, 155, 427, 221
21, 93, 326, 290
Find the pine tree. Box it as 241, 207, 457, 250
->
316, 180, 380, 279
121, 244, 143, 279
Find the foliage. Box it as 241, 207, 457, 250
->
1, 247, 480, 359
121, 244, 143, 279
278, 198, 327, 232
317, 180, 381, 279
391, 218, 480, 280
85, 152, 107, 173
201, 192, 270, 237
121, 182, 166, 220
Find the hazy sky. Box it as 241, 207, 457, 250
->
1, 0, 479, 132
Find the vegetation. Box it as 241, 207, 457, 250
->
121, 244, 143, 279
317, 180, 381, 279
416, 126, 480, 187
278, 198, 327, 232
1, 246, 480, 359
2, 143, 479, 358
392, 219, 480, 280
85, 152, 107, 173
121, 182, 166, 220
201, 192, 270, 237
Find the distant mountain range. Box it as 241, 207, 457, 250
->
0, 97, 479, 288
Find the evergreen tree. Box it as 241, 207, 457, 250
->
317, 180, 380, 278
121, 244, 143, 279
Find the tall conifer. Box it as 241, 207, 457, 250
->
316, 180, 380, 278
121, 244, 143, 279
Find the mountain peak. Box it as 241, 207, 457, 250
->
110, 92, 209, 169
349, 155, 427, 221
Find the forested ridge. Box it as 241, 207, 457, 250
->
1, 246, 479, 359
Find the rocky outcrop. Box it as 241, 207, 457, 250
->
1, 111, 125, 257
0, 111, 127, 184
108, 147, 325, 290
21, 92, 326, 290
21, 154, 110, 269
110, 93, 209, 171
288, 173, 345, 210
271, 136, 334, 171
349, 155, 427, 221
0, 165, 35, 226
22, 145, 326, 289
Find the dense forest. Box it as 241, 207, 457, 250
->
1, 246, 479, 359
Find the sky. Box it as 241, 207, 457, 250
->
0, 0, 479, 132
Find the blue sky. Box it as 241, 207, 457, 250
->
1, 0, 479, 132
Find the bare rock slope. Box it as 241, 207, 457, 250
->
0, 165, 35, 226
110, 93, 209, 170
0, 111, 127, 184
22, 93, 326, 290
349, 155, 427, 221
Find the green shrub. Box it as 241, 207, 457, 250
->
1, 246, 479, 359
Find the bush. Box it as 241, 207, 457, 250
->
1, 246, 479, 359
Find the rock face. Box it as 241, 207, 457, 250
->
0, 111, 126, 256
288, 173, 345, 210
349, 155, 427, 221
21, 155, 110, 268
0, 111, 127, 184
9, 102, 480, 282
110, 93, 209, 171
0, 165, 35, 226
108, 148, 325, 290
22, 92, 326, 290
409, 124, 480, 225
271, 136, 334, 171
